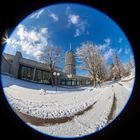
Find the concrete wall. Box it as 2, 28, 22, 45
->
64, 50, 76, 74
10, 52, 22, 78
1, 52, 91, 85
3, 53, 14, 63
19, 58, 50, 71
1, 56, 11, 74
2, 52, 62, 78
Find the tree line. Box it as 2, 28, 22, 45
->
76, 41, 134, 87
38, 41, 134, 87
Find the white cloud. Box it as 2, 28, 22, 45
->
66, 6, 71, 15
40, 28, 48, 34
6, 38, 17, 49
46, 9, 59, 22
74, 29, 80, 37
118, 37, 122, 43
30, 9, 44, 19
118, 48, 122, 54
68, 14, 87, 37
96, 38, 113, 60
98, 44, 108, 51
98, 38, 111, 51
68, 14, 79, 24
7, 24, 48, 60
104, 38, 111, 46
49, 13, 59, 22
124, 48, 130, 54
104, 48, 114, 60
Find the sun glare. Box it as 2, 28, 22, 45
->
2, 31, 10, 45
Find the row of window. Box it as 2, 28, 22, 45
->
18, 65, 92, 86
19, 65, 51, 84
60, 79, 91, 86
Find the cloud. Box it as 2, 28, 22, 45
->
75, 29, 80, 37
7, 24, 48, 60
118, 48, 122, 54
118, 37, 122, 43
30, 9, 44, 19
98, 44, 108, 51
66, 6, 71, 15
46, 9, 59, 22
49, 13, 59, 22
124, 48, 130, 54
40, 28, 48, 34
104, 38, 111, 46
98, 38, 111, 51
68, 14, 87, 37
68, 14, 79, 24
95, 38, 114, 60
104, 48, 114, 60
5, 38, 18, 49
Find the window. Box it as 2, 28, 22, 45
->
35, 69, 50, 84
66, 79, 72, 86
19, 65, 51, 84
19, 65, 34, 80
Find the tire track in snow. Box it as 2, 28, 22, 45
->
109, 82, 131, 120
14, 100, 97, 126
117, 82, 131, 91
107, 86, 117, 122
72, 88, 114, 132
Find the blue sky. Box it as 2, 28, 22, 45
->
3, 3, 134, 76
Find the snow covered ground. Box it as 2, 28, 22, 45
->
1, 74, 135, 138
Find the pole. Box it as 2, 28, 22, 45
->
55, 75, 56, 93
56, 75, 57, 93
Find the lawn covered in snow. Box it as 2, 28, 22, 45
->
1, 74, 134, 137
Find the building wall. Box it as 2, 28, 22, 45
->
3, 53, 14, 63
19, 58, 50, 71
64, 50, 76, 74
1, 51, 92, 86
1, 56, 11, 74
10, 52, 22, 78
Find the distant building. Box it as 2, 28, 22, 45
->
64, 46, 76, 74
1, 50, 92, 86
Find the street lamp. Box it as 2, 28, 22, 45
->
53, 72, 60, 93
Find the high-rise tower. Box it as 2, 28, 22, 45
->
64, 43, 76, 74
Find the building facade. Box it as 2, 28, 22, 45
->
64, 50, 76, 74
1, 51, 92, 86
64, 47, 76, 75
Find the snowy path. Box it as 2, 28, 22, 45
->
31, 87, 114, 137
1, 75, 134, 137
6, 90, 98, 119
110, 81, 133, 119
2, 76, 97, 120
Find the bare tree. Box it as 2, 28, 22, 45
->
113, 53, 126, 79
123, 62, 131, 76
108, 64, 114, 80
38, 44, 63, 86
125, 55, 135, 76
129, 55, 134, 69
109, 63, 120, 80
76, 41, 106, 87
96, 56, 106, 83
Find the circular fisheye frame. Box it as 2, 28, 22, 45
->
1, 3, 135, 138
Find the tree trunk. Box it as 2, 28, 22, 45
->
93, 79, 96, 88
93, 76, 96, 88
50, 70, 54, 87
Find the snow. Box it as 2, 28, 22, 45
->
1, 74, 135, 137
30, 87, 114, 137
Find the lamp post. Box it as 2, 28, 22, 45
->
53, 72, 60, 93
